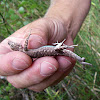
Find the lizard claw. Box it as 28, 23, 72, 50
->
54, 39, 66, 49
52, 39, 66, 46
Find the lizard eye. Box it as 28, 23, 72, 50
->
8, 41, 15, 48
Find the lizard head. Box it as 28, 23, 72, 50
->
8, 41, 23, 51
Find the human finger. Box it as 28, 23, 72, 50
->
28, 58, 75, 92
7, 57, 59, 88
0, 51, 32, 76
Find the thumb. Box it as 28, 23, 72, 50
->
10, 18, 49, 49
10, 18, 67, 48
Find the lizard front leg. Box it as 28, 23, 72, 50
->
24, 32, 31, 51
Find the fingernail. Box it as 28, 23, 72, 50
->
12, 58, 29, 70
40, 61, 57, 76
28, 35, 47, 49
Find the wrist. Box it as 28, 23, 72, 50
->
45, 0, 91, 40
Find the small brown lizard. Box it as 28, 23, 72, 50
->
8, 33, 92, 67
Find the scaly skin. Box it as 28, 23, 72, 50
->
8, 36, 92, 66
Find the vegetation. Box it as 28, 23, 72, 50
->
0, 0, 100, 99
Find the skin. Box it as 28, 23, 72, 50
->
0, 0, 91, 92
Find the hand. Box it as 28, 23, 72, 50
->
0, 17, 75, 92
0, 0, 91, 92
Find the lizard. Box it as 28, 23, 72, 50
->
8, 33, 92, 67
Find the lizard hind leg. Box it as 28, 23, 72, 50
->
24, 32, 31, 51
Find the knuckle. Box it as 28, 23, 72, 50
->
13, 84, 22, 89
10, 82, 22, 89
12, 83, 25, 89
7, 78, 24, 89
28, 86, 45, 92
